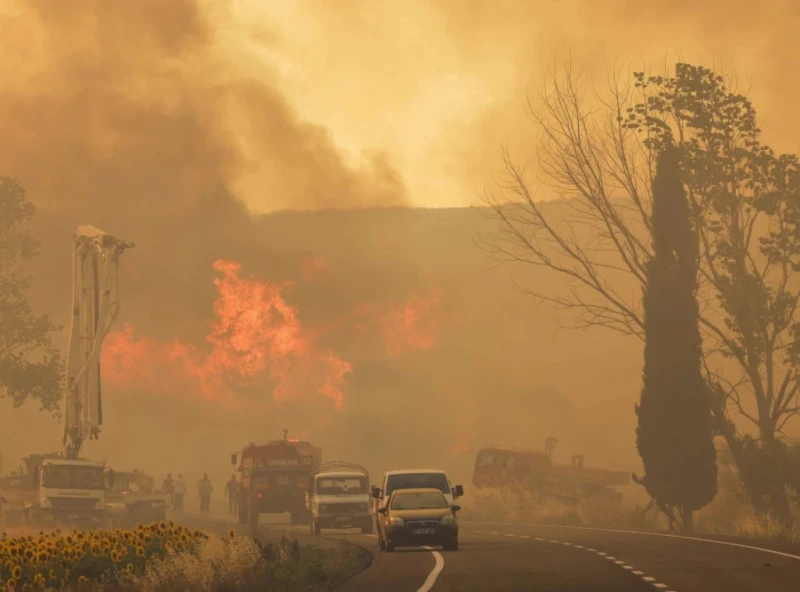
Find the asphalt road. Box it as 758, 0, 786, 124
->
178, 512, 800, 592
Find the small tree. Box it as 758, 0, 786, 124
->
634, 142, 717, 532
0, 176, 63, 411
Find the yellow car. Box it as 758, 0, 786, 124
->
376, 488, 460, 552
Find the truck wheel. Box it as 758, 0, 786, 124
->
248, 509, 259, 539
290, 510, 310, 525
153, 502, 167, 522
143, 503, 158, 523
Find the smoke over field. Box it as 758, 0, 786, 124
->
4, 0, 796, 495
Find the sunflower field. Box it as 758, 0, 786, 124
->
0, 522, 206, 590
0, 522, 370, 591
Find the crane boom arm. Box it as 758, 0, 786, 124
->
63, 225, 134, 459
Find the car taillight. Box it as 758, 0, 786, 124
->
257, 493, 262, 499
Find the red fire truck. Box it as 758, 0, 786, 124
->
231, 430, 322, 535
472, 444, 629, 506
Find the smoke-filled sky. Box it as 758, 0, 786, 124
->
2, 0, 799, 494
1, 0, 798, 215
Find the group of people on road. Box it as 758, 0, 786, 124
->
160, 473, 188, 511
160, 473, 240, 516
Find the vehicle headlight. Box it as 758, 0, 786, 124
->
440, 514, 455, 525
388, 516, 404, 526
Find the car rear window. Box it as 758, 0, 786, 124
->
386, 473, 450, 496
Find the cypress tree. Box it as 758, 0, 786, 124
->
634, 141, 717, 532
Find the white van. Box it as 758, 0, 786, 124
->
306, 462, 372, 535
371, 469, 464, 516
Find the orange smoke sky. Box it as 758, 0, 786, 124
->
2, 1, 798, 217
242, 0, 800, 210
101, 259, 448, 408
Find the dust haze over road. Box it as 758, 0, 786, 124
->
0, 0, 652, 486
2, 1, 800, 590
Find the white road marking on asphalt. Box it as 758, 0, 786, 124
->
489, 531, 499, 535
468, 520, 800, 560
416, 546, 445, 592
535, 537, 544, 541
505, 534, 516, 537
536, 536, 676, 591
520, 535, 530, 539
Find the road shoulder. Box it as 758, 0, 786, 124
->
174, 511, 374, 590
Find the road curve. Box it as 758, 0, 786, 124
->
333, 521, 800, 591
337, 529, 654, 592
469, 522, 800, 592
174, 512, 800, 591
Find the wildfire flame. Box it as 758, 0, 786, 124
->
102, 260, 351, 409
102, 259, 451, 411
354, 286, 444, 356
301, 254, 328, 281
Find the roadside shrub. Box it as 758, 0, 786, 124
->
134, 532, 369, 592
459, 485, 606, 526
459, 485, 800, 543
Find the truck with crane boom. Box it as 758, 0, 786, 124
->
1, 226, 165, 528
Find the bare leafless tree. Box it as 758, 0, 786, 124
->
481, 60, 800, 519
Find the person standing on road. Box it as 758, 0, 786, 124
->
162, 473, 175, 508
224, 474, 239, 516
198, 473, 213, 514
173, 474, 186, 512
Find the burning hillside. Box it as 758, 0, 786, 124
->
353, 286, 445, 357
101, 258, 448, 409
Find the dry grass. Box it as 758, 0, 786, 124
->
459, 485, 800, 544
134, 532, 369, 592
